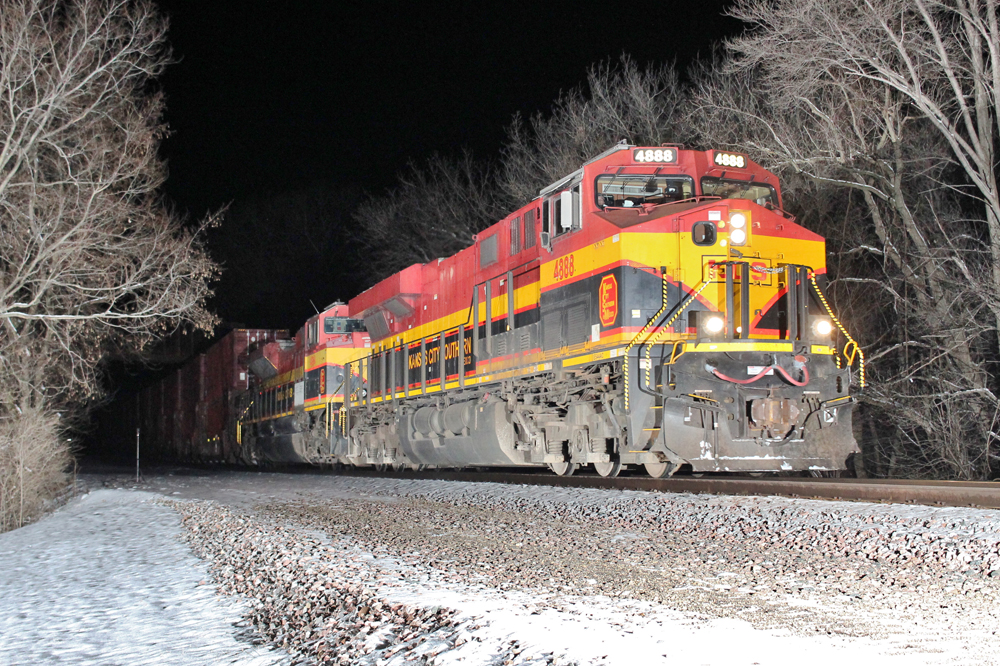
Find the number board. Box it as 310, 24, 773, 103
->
713, 151, 748, 168
632, 148, 677, 163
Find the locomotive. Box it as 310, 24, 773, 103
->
136, 144, 864, 477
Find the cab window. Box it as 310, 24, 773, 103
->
323, 317, 366, 334
596, 175, 694, 208
700, 177, 777, 207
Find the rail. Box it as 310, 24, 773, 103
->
332, 467, 1000, 509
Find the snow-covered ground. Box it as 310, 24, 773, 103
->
3, 468, 999, 665
0, 488, 288, 666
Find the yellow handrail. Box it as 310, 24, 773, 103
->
809, 273, 866, 388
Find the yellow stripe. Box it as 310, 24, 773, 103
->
687, 341, 793, 352
562, 346, 626, 368
305, 347, 371, 371
810, 345, 835, 355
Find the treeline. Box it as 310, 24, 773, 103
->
347, 0, 1000, 481
0, 1, 218, 531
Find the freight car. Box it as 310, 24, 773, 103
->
135, 143, 864, 477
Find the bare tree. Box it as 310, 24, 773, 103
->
0, 0, 218, 529
354, 57, 694, 288
500, 56, 690, 204
725, 0, 1000, 329
691, 0, 1000, 479
353, 151, 505, 284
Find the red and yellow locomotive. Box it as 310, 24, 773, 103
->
326, 143, 863, 476
139, 144, 862, 476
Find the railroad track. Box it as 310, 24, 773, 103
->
332, 466, 1000, 509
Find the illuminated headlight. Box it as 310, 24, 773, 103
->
704, 315, 725, 334
730, 213, 747, 228
813, 318, 834, 337
730, 228, 747, 245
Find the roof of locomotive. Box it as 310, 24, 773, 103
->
348, 144, 784, 330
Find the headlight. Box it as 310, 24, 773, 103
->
705, 315, 725, 334
813, 318, 834, 337
730, 213, 746, 228
730, 228, 747, 245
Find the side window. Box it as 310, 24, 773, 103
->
307, 319, 318, 346
480, 233, 498, 268
553, 185, 582, 238
324, 317, 347, 334
692, 222, 717, 246
524, 209, 536, 249
510, 216, 521, 255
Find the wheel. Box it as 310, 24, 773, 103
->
593, 459, 622, 478
392, 461, 408, 472
374, 463, 388, 472
644, 462, 674, 478
548, 461, 578, 476
408, 463, 426, 472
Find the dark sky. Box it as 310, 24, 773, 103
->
156, 1, 743, 218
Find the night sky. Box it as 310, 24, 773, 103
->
156, 1, 742, 219
94, 1, 745, 453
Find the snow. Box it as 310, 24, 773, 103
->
358, 533, 972, 666
0, 489, 288, 666
3, 470, 998, 665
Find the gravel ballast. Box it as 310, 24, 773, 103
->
114, 470, 1000, 665
5, 468, 993, 664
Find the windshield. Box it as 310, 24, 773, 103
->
700, 177, 777, 207
595, 175, 694, 208
324, 317, 366, 334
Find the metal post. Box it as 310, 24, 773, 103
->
786, 266, 799, 341
458, 320, 465, 388
389, 346, 396, 402
796, 267, 808, 339
365, 355, 371, 409
725, 265, 736, 339
439, 332, 446, 388
135, 427, 140, 484
472, 287, 479, 367
341, 362, 350, 454
507, 269, 515, 336
420, 338, 427, 393
485, 279, 492, 357
380, 349, 387, 401
403, 344, 409, 398
739, 262, 750, 339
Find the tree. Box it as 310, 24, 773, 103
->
354, 57, 693, 287
691, 0, 1000, 479
353, 151, 505, 284
725, 0, 1000, 329
0, 0, 218, 530
500, 56, 690, 205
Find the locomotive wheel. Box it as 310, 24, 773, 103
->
408, 463, 426, 472
548, 461, 578, 476
593, 459, 622, 478
374, 463, 388, 472
644, 462, 674, 478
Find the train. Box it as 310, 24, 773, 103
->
125, 144, 864, 477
